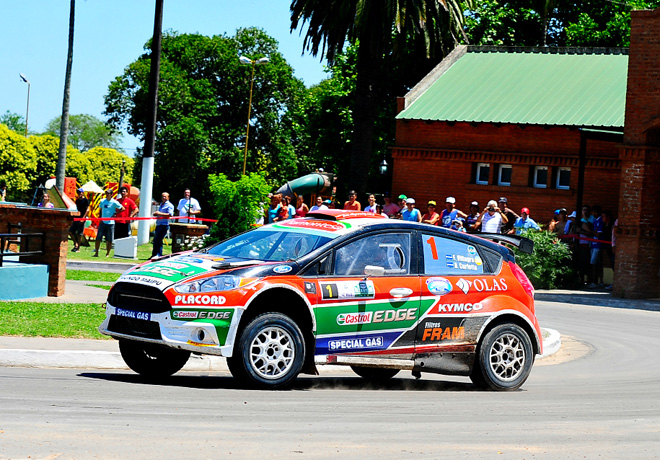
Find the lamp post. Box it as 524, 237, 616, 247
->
239, 56, 269, 176
379, 157, 388, 175
19, 73, 30, 137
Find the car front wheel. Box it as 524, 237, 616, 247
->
472, 323, 534, 391
119, 340, 190, 378
229, 313, 305, 389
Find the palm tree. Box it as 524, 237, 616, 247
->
290, 0, 472, 196
56, 0, 75, 191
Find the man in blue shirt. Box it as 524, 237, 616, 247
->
401, 198, 422, 222
512, 207, 541, 234
93, 189, 124, 257
152, 192, 174, 258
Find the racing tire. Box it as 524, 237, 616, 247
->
350, 366, 400, 381
230, 313, 306, 390
119, 340, 191, 378
472, 323, 534, 391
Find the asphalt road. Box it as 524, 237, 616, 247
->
0, 299, 659, 460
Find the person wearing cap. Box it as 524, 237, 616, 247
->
382, 193, 400, 217
94, 189, 125, 257
68, 188, 90, 252
554, 208, 568, 238
475, 200, 508, 233
114, 186, 139, 239
401, 197, 422, 222
364, 194, 377, 213
465, 201, 481, 233
310, 196, 327, 212
343, 190, 362, 211
421, 200, 440, 225
498, 197, 519, 234
511, 207, 541, 235
440, 196, 467, 228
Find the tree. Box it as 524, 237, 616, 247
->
81, 147, 134, 187
28, 134, 80, 187
56, 0, 75, 191
0, 124, 37, 196
45, 114, 122, 152
290, 0, 473, 198
105, 28, 306, 209
0, 111, 26, 135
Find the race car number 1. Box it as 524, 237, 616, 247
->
320, 280, 375, 300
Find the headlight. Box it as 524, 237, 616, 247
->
174, 275, 242, 293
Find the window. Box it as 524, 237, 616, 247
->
476, 163, 490, 185
422, 234, 484, 275
556, 167, 571, 190
498, 164, 512, 186
334, 233, 411, 276
533, 166, 548, 188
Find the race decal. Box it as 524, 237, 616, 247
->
320, 280, 375, 300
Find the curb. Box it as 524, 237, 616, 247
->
0, 328, 561, 371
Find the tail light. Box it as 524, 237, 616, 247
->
509, 262, 535, 301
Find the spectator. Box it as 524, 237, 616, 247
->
94, 189, 125, 257
382, 193, 400, 217
267, 194, 283, 223
440, 197, 467, 228
285, 195, 296, 219
450, 218, 466, 232
555, 209, 568, 238
69, 188, 90, 252
375, 203, 389, 218
114, 186, 139, 239
476, 200, 508, 233
393, 194, 407, 219
512, 208, 541, 234
578, 205, 595, 285
498, 197, 519, 235
547, 210, 560, 233
343, 190, 361, 211
364, 194, 377, 213
38, 193, 54, 208
151, 192, 173, 258
606, 215, 618, 290
465, 201, 480, 233
589, 205, 604, 288
421, 201, 440, 225
310, 196, 326, 212
327, 199, 336, 209
177, 188, 201, 223
401, 197, 422, 222
295, 195, 309, 218
0, 181, 7, 201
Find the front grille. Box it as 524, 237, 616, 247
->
107, 315, 162, 340
109, 282, 171, 313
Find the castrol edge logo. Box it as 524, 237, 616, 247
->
337, 312, 373, 325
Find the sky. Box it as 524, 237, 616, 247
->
0, 0, 328, 154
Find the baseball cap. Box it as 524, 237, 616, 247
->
521, 207, 530, 215
398, 194, 407, 200
428, 200, 436, 206
471, 201, 479, 206
568, 211, 576, 218
406, 198, 415, 204
498, 197, 508, 203
445, 197, 456, 204
323, 199, 332, 205
77, 188, 84, 193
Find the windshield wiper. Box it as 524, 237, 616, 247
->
212, 260, 261, 270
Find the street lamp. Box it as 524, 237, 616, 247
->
19, 73, 30, 138
379, 157, 388, 175
239, 56, 269, 176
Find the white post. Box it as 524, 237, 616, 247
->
137, 156, 154, 245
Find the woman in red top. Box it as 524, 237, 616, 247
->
295, 195, 309, 218
343, 190, 361, 211
421, 201, 440, 225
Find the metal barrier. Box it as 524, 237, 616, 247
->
0, 223, 45, 267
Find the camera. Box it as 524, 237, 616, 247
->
488, 206, 495, 212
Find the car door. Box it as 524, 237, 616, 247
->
312, 231, 420, 360
415, 232, 493, 357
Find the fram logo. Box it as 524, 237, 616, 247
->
456, 278, 472, 294
337, 312, 373, 325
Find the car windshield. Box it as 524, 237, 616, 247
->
206, 228, 334, 262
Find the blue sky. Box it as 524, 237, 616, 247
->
1, 0, 327, 154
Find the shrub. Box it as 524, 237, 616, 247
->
513, 230, 576, 290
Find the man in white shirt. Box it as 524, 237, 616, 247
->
177, 188, 201, 223
310, 196, 328, 212
476, 200, 508, 233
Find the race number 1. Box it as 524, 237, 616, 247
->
321, 283, 338, 300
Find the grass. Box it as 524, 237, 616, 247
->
67, 236, 171, 262
66, 270, 121, 283
0, 302, 107, 339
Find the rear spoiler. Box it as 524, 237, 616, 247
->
477, 233, 534, 254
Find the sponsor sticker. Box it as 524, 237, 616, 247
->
456, 278, 472, 294
467, 245, 477, 256
337, 312, 373, 325
321, 280, 375, 300
328, 336, 384, 351
174, 294, 227, 305
115, 308, 151, 321
273, 265, 292, 274
172, 310, 232, 320
426, 277, 452, 296
278, 219, 346, 232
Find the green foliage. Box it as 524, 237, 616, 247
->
207, 173, 271, 242
81, 147, 134, 187
0, 111, 26, 134
44, 114, 123, 152
28, 135, 80, 187
0, 301, 107, 338
514, 230, 575, 290
0, 124, 37, 196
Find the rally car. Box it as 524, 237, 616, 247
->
99, 209, 541, 391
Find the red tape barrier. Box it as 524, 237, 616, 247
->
560, 234, 612, 245
74, 216, 218, 224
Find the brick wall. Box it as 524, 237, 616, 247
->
0, 204, 78, 296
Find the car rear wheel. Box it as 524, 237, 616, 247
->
350, 366, 400, 381
119, 340, 190, 378
472, 323, 534, 391
229, 313, 305, 389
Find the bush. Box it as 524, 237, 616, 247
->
207, 173, 271, 243
513, 230, 576, 290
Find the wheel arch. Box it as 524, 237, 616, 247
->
477, 311, 541, 356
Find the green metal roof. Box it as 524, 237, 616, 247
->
397, 48, 628, 128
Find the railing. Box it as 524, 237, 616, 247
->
0, 231, 45, 267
